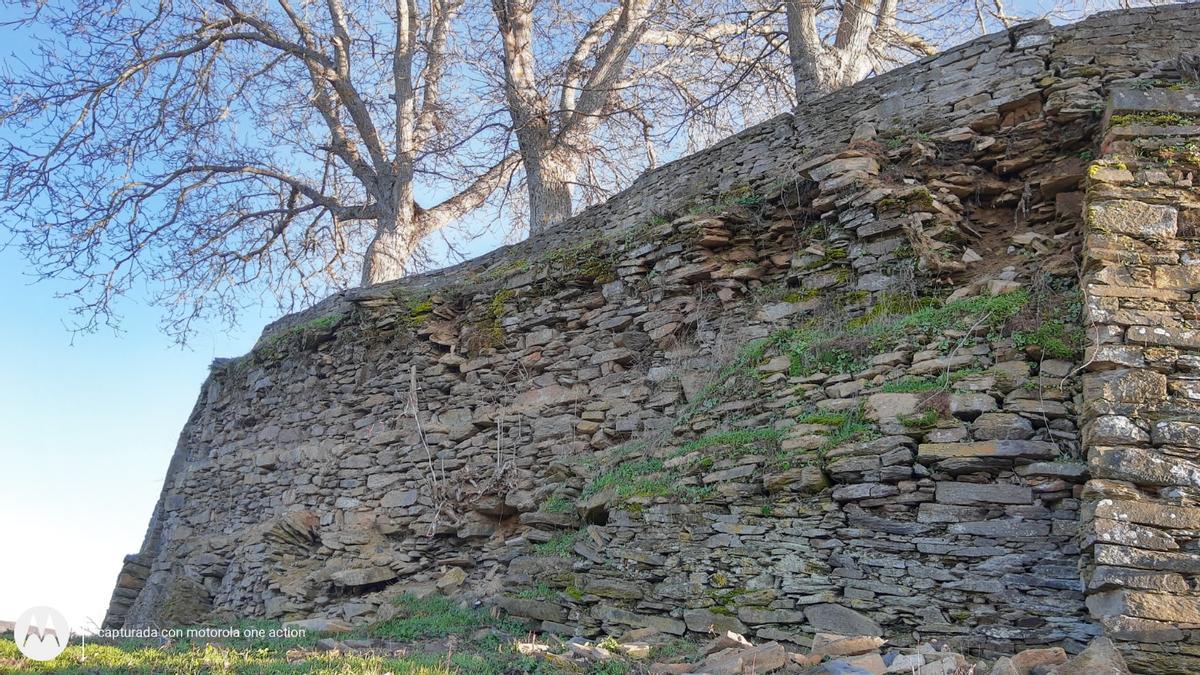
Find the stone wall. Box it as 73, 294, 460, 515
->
1079, 86, 1200, 673
103, 5, 1200, 672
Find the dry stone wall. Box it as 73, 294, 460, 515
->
1079, 86, 1200, 674
103, 5, 1200, 672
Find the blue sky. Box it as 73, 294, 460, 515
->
0, 241, 259, 631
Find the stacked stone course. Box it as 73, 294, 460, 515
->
1079, 86, 1200, 673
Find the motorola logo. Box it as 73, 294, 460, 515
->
13, 606, 70, 661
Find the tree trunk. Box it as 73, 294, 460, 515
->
526, 147, 575, 235
361, 207, 416, 285
785, 0, 879, 105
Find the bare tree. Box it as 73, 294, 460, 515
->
3, 0, 1117, 340
490, 0, 658, 233
0, 0, 517, 336
784, 0, 936, 102
779, 0, 1131, 104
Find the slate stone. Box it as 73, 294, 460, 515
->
803, 603, 883, 637
935, 482, 1032, 505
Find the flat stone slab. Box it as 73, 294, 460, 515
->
935, 481, 1032, 505
1094, 499, 1200, 529
1108, 87, 1200, 116
330, 566, 397, 587
918, 440, 1056, 463
803, 603, 883, 637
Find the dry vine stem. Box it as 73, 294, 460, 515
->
408, 364, 448, 536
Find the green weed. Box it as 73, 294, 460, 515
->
371, 594, 524, 641
533, 529, 583, 557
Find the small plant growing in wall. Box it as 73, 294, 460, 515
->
534, 528, 583, 557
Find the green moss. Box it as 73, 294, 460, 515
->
582, 457, 665, 499
847, 292, 937, 330
478, 257, 531, 282
579, 430, 776, 508
654, 639, 703, 662
543, 239, 617, 285
883, 289, 1028, 335
303, 313, 342, 331
686, 184, 766, 216
400, 298, 434, 328
1110, 111, 1200, 127
467, 318, 506, 353
253, 311, 346, 360
876, 187, 934, 214
838, 290, 871, 306
1146, 141, 1200, 166
756, 284, 819, 304
490, 288, 515, 319
802, 246, 849, 270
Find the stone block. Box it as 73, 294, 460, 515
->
1082, 369, 1167, 405
1092, 518, 1178, 551
808, 156, 880, 181
948, 519, 1050, 537
1089, 446, 1200, 487
1127, 325, 1200, 349
948, 393, 998, 420
1108, 87, 1200, 116
832, 483, 899, 502
1151, 420, 1200, 448
1093, 498, 1200, 529
498, 597, 567, 622
917, 503, 987, 524
972, 413, 1035, 440
331, 567, 396, 587
1087, 200, 1177, 239
1094, 544, 1200, 573
1045, 636, 1131, 674
1098, 614, 1184, 643
935, 482, 1032, 505
592, 605, 686, 635
736, 607, 806, 625
1087, 589, 1200, 623
1087, 566, 1189, 593
1011, 647, 1066, 673
683, 608, 747, 635
803, 603, 882, 637
1082, 415, 1148, 447
918, 440, 1055, 463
